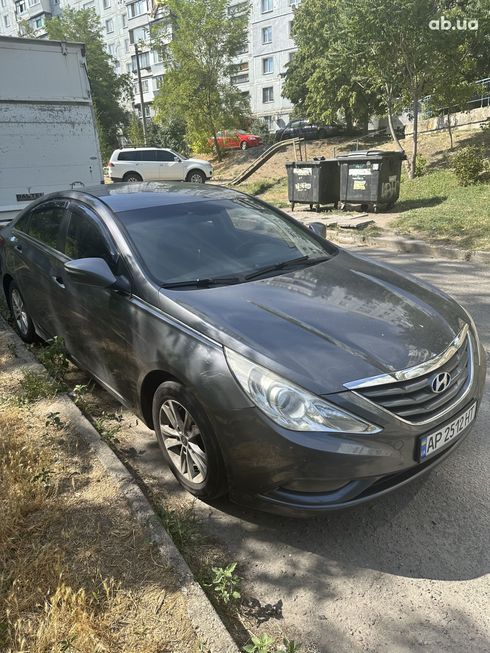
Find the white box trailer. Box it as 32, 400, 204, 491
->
0, 36, 104, 224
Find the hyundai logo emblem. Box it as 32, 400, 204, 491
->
431, 372, 451, 393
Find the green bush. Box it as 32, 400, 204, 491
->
414, 155, 427, 177
452, 145, 485, 186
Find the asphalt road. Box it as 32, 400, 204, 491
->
114, 248, 490, 653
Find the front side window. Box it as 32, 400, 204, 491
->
115, 197, 334, 286
156, 150, 175, 161
65, 210, 112, 262
25, 205, 66, 250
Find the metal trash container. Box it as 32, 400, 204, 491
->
337, 150, 406, 212
286, 159, 340, 211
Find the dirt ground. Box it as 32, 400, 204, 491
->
0, 324, 201, 653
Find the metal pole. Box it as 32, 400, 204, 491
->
134, 42, 147, 145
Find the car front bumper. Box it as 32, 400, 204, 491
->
209, 341, 486, 517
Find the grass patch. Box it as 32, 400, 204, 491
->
394, 170, 490, 250
238, 177, 289, 209
17, 369, 62, 405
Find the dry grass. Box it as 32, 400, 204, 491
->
0, 351, 200, 652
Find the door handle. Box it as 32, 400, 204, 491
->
52, 275, 65, 289
14, 244, 23, 253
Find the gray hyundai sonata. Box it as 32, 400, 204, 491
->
0, 183, 486, 515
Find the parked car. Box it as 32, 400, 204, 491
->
1, 183, 485, 515
208, 130, 263, 150
275, 119, 345, 142
108, 148, 212, 184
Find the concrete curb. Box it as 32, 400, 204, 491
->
0, 317, 241, 653
324, 229, 490, 263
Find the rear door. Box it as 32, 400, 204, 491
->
10, 200, 69, 338
138, 149, 160, 180
156, 149, 185, 180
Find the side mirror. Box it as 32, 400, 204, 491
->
308, 222, 327, 238
173, 155, 181, 162
64, 257, 128, 291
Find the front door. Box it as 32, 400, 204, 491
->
157, 150, 185, 180
59, 202, 137, 401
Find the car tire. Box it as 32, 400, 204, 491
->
186, 170, 206, 184
152, 381, 227, 500
7, 280, 37, 343
240, 141, 248, 150
122, 172, 143, 182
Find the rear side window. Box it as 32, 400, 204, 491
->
139, 150, 157, 161
156, 150, 175, 162
13, 212, 31, 234
118, 150, 141, 161
26, 205, 66, 250
65, 209, 112, 264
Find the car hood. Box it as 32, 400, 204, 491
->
159, 250, 468, 395
186, 157, 212, 167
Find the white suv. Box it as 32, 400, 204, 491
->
108, 148, 213, 184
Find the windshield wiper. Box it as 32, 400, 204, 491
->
162, 276, 242, 289
244, 255, 329, 281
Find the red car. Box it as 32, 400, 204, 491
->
209, 129, 263, 150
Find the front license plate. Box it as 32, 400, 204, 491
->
419, 403, 477, 460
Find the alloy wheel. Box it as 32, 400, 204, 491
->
159, 400, 208, 484
189, 172, 204, 183
11, 288, 29, 336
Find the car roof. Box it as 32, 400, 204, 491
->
57, 182, 244, 213
115, 147, 171, 152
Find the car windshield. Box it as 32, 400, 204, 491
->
116, 197, 335, 287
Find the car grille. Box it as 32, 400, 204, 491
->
355, 334, 472, 423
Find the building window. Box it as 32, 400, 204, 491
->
289, 0, 299, 6
236, 41, 248, 55
83, 1, 94, 8
103, 0, 110, 8
126, 62, 132, 74
122, 13, 127, 28
289, 20, 293, 37
124, 39, 129, 53
131, 50, 151, 71
231, 61, 249, 85
15, 1, 26, 15
135, 79, 149, 93
127, 0, 146, 19
154, 75, 164, 90
262, 26, 272, 44
0, 0, 6, 7
262, 86, 274, 103
261, 0, 272, 13
107, 43, 115, 56
227, 1, 247, 16
263, 115, 273, 130
114, 60, 120, 71
33, 15, 44, 28
28, 0, 40, 6
152, 49, 162, 64
105, 18, 114, 33
3, 14, 10, 26
262, 56, 273, 75
129, 25, 149, 44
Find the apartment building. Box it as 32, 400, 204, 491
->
230, 0, 297, 131
0, 0, 298, 130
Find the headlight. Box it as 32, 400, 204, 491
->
225, 348, 380, 434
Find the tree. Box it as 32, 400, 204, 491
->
46, 8, 131, 161
283, 0, 383, 133
285, 0, 489, 178
152, 0, 250, 160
